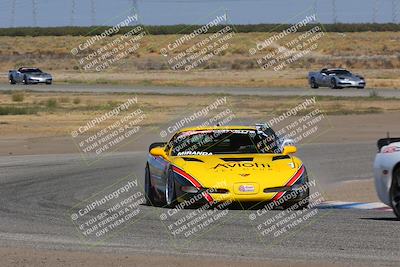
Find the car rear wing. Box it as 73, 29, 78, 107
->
377, 138, 400, 150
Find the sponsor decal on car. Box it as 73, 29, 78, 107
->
212, 162, 270, 169
239, 185, 255, 192
177, 151, 213, 156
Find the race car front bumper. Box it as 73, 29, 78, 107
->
28, 76, 52, 84
337, 79, 365, 88
173, 165, 309, 205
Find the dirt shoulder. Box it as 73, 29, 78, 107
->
1, 112, 399, 156
0, 246, 360, 267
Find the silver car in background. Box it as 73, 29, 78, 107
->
308, 68, 365, 89
9, 67, 52, 85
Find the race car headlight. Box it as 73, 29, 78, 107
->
294, 167, 308, 185
291, 168, 310, 193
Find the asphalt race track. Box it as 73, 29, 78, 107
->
1, 83, 400, 98
0, 141, 399, 266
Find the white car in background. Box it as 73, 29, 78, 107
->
374, 137, 400, 219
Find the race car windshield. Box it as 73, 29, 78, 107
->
171, 130, 281, 156
20, 68, 42, 73
328, 70, 351, 75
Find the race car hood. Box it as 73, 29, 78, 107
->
335, 73, 363, 81
170, 154, 304, 190
26, 72, 51, 77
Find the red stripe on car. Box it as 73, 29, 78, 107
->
272, 165, 305, 201
172, 166, 214, 204
172, 166, 202, 188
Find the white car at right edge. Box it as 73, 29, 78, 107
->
374, 137, 400, 219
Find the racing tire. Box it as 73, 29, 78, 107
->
390, 167, 400, 219
330, 78, 338, 89
165, 167, 177, 208
23, 75, 29, 85
356, 86, 365, 89
282, 191, 310, 210
310, 78, 319, 89
9, 77, 16, 85
144, 164, 156, 206
298, 177, 311, 210
46, 81, 52, 85
281, 174, 310, 210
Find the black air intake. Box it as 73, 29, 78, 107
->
272, 155, 290, 161
182, 157, 204, 163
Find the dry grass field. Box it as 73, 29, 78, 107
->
0, 32, 399, 88
1, 90, 400, 138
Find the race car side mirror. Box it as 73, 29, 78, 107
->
282, 145, 297, 155
150, 147, 168, 159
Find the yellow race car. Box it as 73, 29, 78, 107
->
145, 125, 309, 209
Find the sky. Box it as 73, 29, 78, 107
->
0, 0, 397, 27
